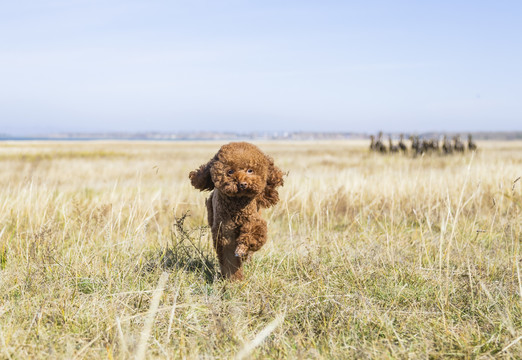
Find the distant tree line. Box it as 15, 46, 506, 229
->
369, 132, 477, 156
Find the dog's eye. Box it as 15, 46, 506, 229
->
247, 169, 253, 174
227, 169, 234, 175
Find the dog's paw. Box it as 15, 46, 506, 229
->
234, 243, 249, 257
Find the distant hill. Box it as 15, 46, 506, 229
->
1, 131, 521, 141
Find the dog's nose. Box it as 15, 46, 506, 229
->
239, 182, 247, 190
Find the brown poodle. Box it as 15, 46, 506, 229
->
189, 142, 284, 280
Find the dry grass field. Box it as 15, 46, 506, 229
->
0, 140, 521, 359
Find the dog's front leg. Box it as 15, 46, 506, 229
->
220, 243, 244, 280
235, 217, 267, 257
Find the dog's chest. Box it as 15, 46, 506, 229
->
211, 191, 257, 237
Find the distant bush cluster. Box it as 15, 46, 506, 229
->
370, 132, 477, 156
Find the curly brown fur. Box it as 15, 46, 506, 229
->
189, 142, 284, 280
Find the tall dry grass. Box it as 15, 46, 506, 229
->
0, 140, 520, 359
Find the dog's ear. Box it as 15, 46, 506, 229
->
258, 156, 284, 209
189, 156, 216, 191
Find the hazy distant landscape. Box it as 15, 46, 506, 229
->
1, 130, 522, 141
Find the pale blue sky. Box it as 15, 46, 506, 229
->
1, 1, 521, 135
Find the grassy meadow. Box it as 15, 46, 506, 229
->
0, 140, 521, 359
